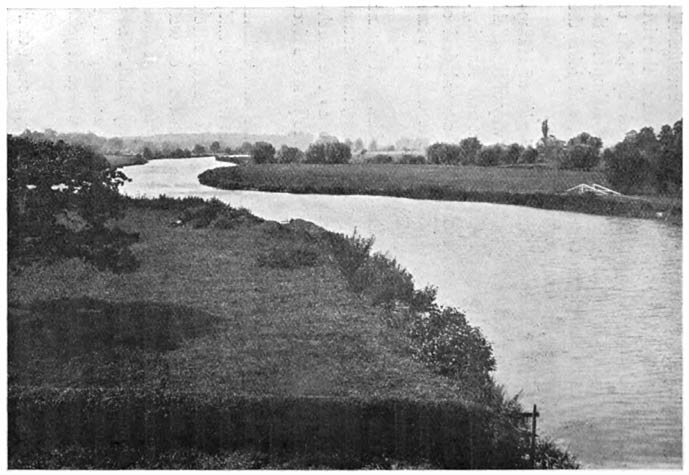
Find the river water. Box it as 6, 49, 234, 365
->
122, 157, 682, 468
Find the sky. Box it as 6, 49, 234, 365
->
6, 6, 683, 147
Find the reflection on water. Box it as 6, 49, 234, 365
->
123, 157, 682, 468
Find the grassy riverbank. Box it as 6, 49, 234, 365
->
198, 164, 681, 224
10, 197, 576, 468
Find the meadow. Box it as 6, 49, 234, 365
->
199, 164, 680, 223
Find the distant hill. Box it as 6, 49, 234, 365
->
128, 132, 314, 152
15, 129, 314, 155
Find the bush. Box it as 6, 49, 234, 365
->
257, 244, 320, 269
326, 230, 375, 285
397, 154, 426, 164
351, 253, 414, 306
364, 154, 393, 164
408, 306, 495, 386
410, 285, 438, 312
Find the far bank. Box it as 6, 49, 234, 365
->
198, 163, 681, 225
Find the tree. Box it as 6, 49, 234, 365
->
656, 119, 682, 193
604, 140, 655, 194
518, 146, 538, 164
276, 145, 304, 164
536, 135, 565, 163
325, 142, 352, 164
560, 132, 603, 170
251, 141, 276, 164
426, 142, 462, 165
238, 141, 254, 154
192, 144, 206, 156
210, 141, 221, 153
368, 139, 378, 152
353, 138, 365, 152
504, 143, 525, 165
304, 142, 351, 164
476, 145, 504, 167
142, 147, 154, 160
457, 137, 483, 164
8, 135, 138, 272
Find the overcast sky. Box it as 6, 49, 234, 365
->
7, 6, 682, 147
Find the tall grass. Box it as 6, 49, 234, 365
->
199, 164, 680, 223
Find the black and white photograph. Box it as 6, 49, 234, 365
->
5, 3, 683, 469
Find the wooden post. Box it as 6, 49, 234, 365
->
531, 404, 537, 469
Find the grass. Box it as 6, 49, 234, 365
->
198, 164, 681, 223
8, 199, 467, 400
201, 163, 609, 194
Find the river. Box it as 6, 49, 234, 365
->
121, 157, 682, 468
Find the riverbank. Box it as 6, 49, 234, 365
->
9, 197, 572, 468
198, 164, 681, 224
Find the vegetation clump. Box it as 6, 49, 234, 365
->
257, 243, 321, 269
325, 229, 579, 468
8, 135, 140, 273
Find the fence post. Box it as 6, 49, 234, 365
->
530, 404, 537, 469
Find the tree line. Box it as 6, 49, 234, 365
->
425, 119, 682, 195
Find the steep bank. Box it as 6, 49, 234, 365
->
198, 164, 681, 224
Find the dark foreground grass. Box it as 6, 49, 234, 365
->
199, 164, 681, 223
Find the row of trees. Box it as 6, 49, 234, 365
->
249, 140, 353, 165
604, 120, 682, 194
426, 132, 601, 170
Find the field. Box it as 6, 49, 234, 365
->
204, 163, 608, 194
199, 164, 681, 223
9, 201, 463, 400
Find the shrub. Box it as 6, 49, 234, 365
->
408, 306, 495, 386
257, 244, 320, 269
397, 154, 426, 164
364, 154, 393, 164
179, 199, 228, 228
534, 438, 580, 469
410, 285, 438, 312
326, 230, 375, 285
351, 253, 414, 305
